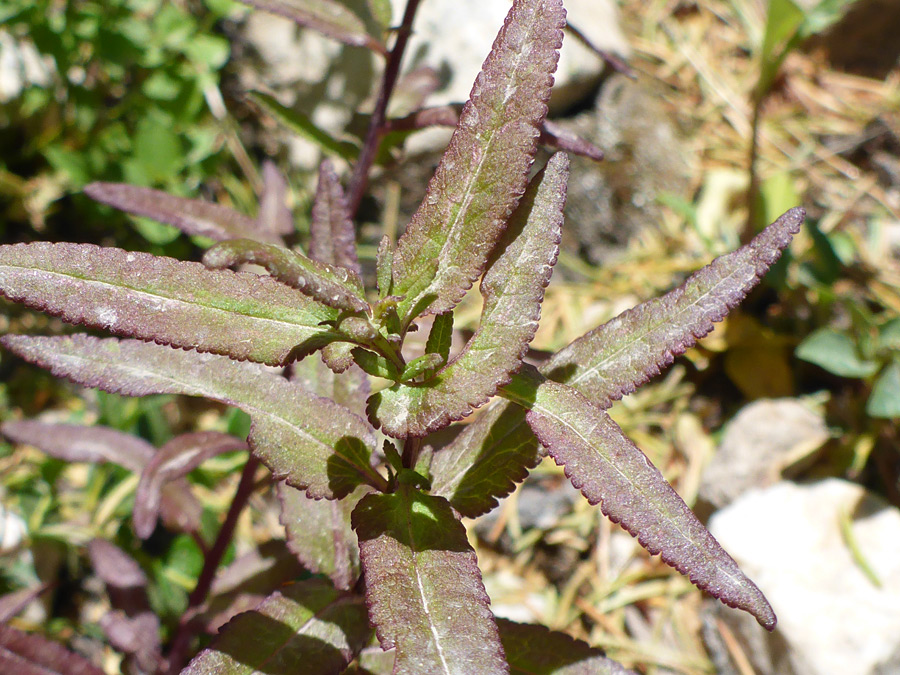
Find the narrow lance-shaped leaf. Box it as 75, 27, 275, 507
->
133, 432, 248, 539
370, 153, 567, 438
236, 0, 387, 54
431, 208, 805, 517
184, 579, 371, 675
352, 485, 508, 675
500, 364, 777, 630
496, 619, 635, 675
0, 420, 202, 536
544, 207, 806, 407
251, 92, 360, 162
310, 160, 362, 276
203, 239, 368, 313
390, 0, 565, 325
84, 183, 281, 244
425, 312, 453, 363
0, 242, 341, 366
257, 160, 295, 238
0, 585, 51, 624
1, 335, 384, 499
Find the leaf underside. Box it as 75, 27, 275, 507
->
84, 182, 280, 244
1, 335, 380, 499
184, 579, 371, 675
370, 153, 567, 438
0, 623, 105, 675
352, 485, 508, 674
431, 208, 806, 519
0, 242, 340, 366
390, 0, 565, 324
504, 365, 776, 629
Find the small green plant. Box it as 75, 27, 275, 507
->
0, 0, 805, 672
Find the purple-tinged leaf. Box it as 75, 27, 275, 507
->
370, 154, 567, 438
501, 365, 776, 630
235, 0, 387, 55
203, 239, 368, 313
540, 120, 604, 162
292, 349, 370, 418
426, 208, 806, 518
133, 432, 248, 539
0, 624, 105, 675
0, 584, 50, 623
352, 485, 508, 674
430, 401, 541, 518
87, 539, 147, 590
497, 619, 634, 675
322, 342, 355, 374
310, 160, 362, 276
0, 421, 202, 535
277, 484, 362, 590
258, 161, 295, 238
0, 420, 153, 471
184, 579, 371, 675
390, 0, 565, 324
544, 207, 806, 407
99, 611, 162, 674
375, 236, 393, 298
83, 183, 280, 244
0, 242, 340, 366
1, 336, 384, 498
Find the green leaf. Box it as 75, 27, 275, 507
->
235, 0, 386, 53
352, 485, 507, 674
309, 160, 362, 276
375, 235, 394, 299
500, 365, 776, 630
390, 0, 565, 324
796, 328, 879, 378
497, 619, 633, 675
84, 182, 282, 243
202, 239, 368, 313
1, 335, 384, 498
544, 208, 806, 407
370, 153, 567, 438
184, 579, 371, 675
251, 91, 360, 161
757, 0, 805, 97
866, 361, 900, 418
352, 348, 399, 381
399, 353, 444, 382
0, 242, 340, 366
277, 484, 362, 590
425, 312, 454, 364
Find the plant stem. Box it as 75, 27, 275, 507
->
346, 0, 423, 219
402, 436, 422, 470
164, 454, 261, 673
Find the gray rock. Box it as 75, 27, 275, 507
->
707, 479, 900, 675
700, 398, 829, 510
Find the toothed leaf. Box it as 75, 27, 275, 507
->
184, 579, 371, 675
399, 353, 444, 382
277, 484, 362, 590
390, 0, 565, 323
352, 485, 508, 674
322, 341, 356, 374
0, 242, 340, 366
544, 207, 806, 406
376, 235, 394, 298
1, 335, 381, 499
203, 239, 367, 313
310, 160, 362, 276
496, 619, 634, 675
430, 401, 540, 518
235, 0, 386, 54
133, 432, 248, 539
501, 365, 776, 630
370, 153, 566, 438
257, 161, 295, 238
352, 348, 399, 380
84, 182, 280, 244
425, 312, 453, 363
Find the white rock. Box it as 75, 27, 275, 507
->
388, 0, 631, 109
708, 479, 900, 675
